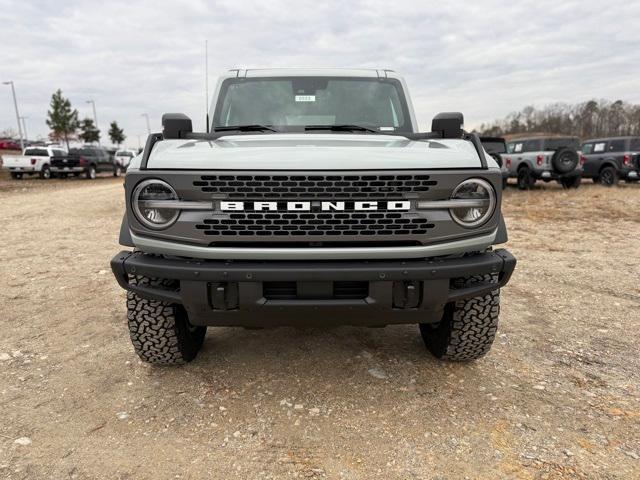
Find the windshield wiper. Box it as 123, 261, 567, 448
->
214, 124, 277, 132
304, 124, 379, 133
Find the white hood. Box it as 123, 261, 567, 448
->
141, 133, 484, 170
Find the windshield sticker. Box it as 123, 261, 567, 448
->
295, 95, 316, 102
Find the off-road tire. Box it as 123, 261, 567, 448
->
517, 167, 534, 190
86, 165, 96, 180
127, 275, 207, 365
560, 176, 581, 189
10, 172, 23, 180
419, 274, 500, 361
598, 166, 619, 186
39, 165, 51, 180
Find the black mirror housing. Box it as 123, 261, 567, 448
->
162, 113, 193, 139
431, 112, 464, 138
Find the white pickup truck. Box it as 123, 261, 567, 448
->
2, 145, 68, 179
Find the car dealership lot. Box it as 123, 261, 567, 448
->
0, 176, 638, 479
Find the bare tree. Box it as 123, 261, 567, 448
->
477, 99, 640, 139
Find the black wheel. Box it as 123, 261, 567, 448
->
420, 274, 500, 361
127, 276, 207, 365
517, 167, 534, 190
598, 166, 619, 187
560, 176, 581, 189
10, 172, 23, 180
86, 165, 96, 180
39, 165, 51, 180
113, 165, 122, 177
551, 148, 579, 174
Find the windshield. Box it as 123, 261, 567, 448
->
213, 77, 412, 133
24, 148, 48, 156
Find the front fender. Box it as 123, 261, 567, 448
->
119, 214, 134, 247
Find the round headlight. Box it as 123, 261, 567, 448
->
132, 179, 179, 229
450, 178, 496, 228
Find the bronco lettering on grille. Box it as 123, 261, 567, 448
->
220, 201, 411, 212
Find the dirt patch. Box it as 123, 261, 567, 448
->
1, 178, 639, 479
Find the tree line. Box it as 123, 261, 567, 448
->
46, 89, 126, 148
476, 100, 640, 139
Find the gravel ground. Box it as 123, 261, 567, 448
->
0, 173, 639, 479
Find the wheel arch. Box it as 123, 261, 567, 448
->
598, 161, 618, 173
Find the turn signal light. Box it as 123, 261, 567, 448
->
623, 154, 631, 166
580, 155, 587, 165
536, 155, 544, 166
505, 157, 512, 167
78, 157, 87, 166
30, 158, 37, 165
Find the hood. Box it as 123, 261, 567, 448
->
143, 133, 484, 170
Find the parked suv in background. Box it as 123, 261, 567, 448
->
51, 145, 118, 179
480, 137, 510, 188
580, 136, 640, 186
505, 136, 582, 189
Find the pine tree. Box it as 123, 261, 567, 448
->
108, 121, 125, 146
79, 118, 100, 143
46, 89, 79, 149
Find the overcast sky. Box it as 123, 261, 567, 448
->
1, 0, 638, 147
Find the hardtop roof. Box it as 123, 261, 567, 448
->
225, 68, 400, 79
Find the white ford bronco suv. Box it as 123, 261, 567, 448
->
111, 68, 516, 365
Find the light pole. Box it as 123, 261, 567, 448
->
137, 134, 142, 150
3, 81, 24, 151
86, 99, 99, 144
20, 116, 28, 142
142, 113, 151, 135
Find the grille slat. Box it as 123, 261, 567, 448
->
194, 175, 437, 199
195, 210, 435, 237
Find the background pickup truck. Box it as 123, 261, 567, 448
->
114, 149, 137, 173
2, 145, 67, 179
580, 136, 640, 186
50, 146, 119, 179
505, 136, 583, 189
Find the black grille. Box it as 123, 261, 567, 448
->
263, 282, 297, 300
193, 174, 437, 199
333, 281, 368, 299
195, 211, 434, 237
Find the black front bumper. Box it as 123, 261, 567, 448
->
111, 249, 516, 327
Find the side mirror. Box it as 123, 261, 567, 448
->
162, 113, 193, 139
431, 112, 464, 139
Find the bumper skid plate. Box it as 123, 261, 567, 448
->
111, 249, 516, 327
